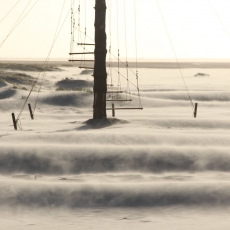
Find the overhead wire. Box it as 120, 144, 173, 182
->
83, 0, 87, 66
74, 40, 139, 91
69, 1, 141, 106
0, 0, 39, 49
33, 0, 68, 113
74, 28, 94, 43
116, 0, 121, 92
111, 66, 139, 89
77, 0, 88, 67
70, 0, 88, 62
156, 0, 194, 110
0, 0, 32, 48
7, 0, 143, 128
16, 0, 72, 124
72, 0, 94, 67
133, 0, 138, 71
133, 0, 142, 108
70, 0, 75, 61
87, 45, 143, 101
123, 0, 131, 101
73, 3, 138, 92
0, 0, 41, 128
0, 0, 21, 25
78, 0, 84, 67
207, 0, 230, 39
108, 0, 113, 87
78, 0, 81, 44
109, 52, 137, 76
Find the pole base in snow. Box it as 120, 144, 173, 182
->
93, 92, 107, 119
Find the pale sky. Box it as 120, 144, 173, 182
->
0, 0, 230, 60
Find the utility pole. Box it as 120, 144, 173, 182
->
93, 0, 107, 119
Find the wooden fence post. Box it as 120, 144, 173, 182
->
28, 103, 34, 120
194, 103, 198, 118
112, 103, 115, 117
11, 113, 17, 130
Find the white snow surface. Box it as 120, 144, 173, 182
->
1, 64, 230, 229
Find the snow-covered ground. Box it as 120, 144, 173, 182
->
1, 63, 230, 229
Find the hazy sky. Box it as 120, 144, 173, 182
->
0, 0, 230, 60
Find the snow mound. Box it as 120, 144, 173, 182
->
81, 117, 128, 129
56, 78, 93, 90
0, 72, 33, 85
80, 69, 94, 75
0, 81, 7, 88
194, 73, 210, 77
41, 92, 93, 107
0, 88, 16, 99
1, 181, 230, 208
2, 145, 230, 174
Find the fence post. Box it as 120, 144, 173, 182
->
11, 113, 17, 130
194, 103, 198, 118
28, 103, 34, 120
112, 103, 115, 117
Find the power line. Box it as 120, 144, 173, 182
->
116, 0, 121, 92
207, 0, 230, 39
156, 0, 194, 110
16, 0, 73, 123
33, 0, 68, 113
133, 0, 142, 108
133, 0, 138, 71
0, 0, 40, 49
108, 0, 113, 86
0, 0, 21, 25
123, 0, 131, 100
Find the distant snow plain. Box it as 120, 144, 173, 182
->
1, 63, 230, 229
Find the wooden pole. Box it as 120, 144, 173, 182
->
112, 103, 115, 117
194, 103, 198, 118
28, 103, 34, 120
93, 0, 107, 119
11, 113, 17, 130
